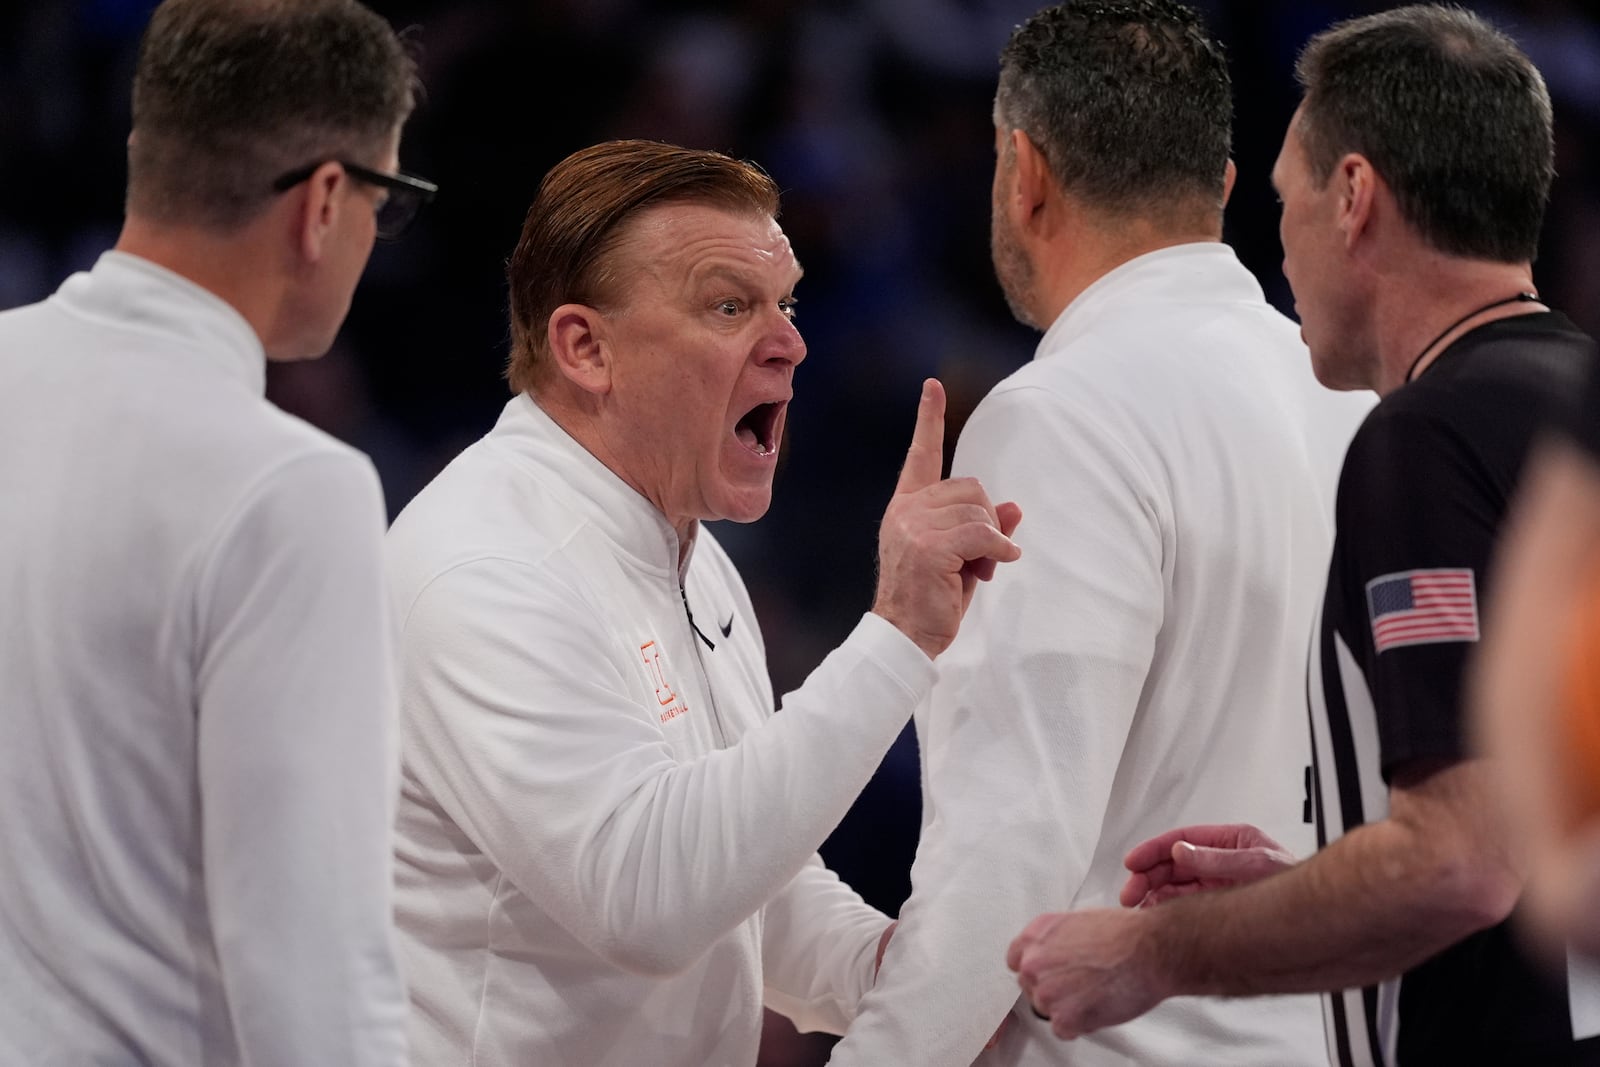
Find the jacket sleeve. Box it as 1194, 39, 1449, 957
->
760, 855, 893, 1035
195, 450, 406, 1067
397, 558, 934, 977
828, 384, 1166, 1064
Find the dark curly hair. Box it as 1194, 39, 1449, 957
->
995, 0, 1232, 218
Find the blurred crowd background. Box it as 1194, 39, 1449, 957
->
3, 0, 1598, 1061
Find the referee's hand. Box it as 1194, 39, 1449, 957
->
1120, 823, 1297, 909
1006, 908, 1171, 1041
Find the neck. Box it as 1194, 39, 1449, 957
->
1369, 252, 1541, 395
531, 386, 699, 567
116, 216, 284, 352
1031, 214, 1221, 327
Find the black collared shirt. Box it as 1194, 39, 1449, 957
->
1310, 312, 1600, 1066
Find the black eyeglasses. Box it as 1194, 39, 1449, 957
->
271, 160, 438, 241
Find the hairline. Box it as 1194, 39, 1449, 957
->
584, 197, 788, 306
1288, 5, 1552, 262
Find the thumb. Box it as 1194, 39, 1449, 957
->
963, 503, 1023, 584
894, 378, 946, 495
997, 501, 1023, 538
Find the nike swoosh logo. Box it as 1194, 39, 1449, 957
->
719, 614, 734, 639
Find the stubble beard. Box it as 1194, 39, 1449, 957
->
990, 210, 1038, 330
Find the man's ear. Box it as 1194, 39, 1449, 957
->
295, 161, 347, 264
1222, 159, 1238, 209
1336, 153, 1377, 251
547, 303, 613, 395
1010, 128, 1053, 233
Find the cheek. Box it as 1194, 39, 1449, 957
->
1279, 220, 1318, 296
1278, 215, 1300, 267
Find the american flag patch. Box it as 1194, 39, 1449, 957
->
1365, 568, 1480, 653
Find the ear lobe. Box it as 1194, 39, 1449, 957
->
547, 303, 613, 395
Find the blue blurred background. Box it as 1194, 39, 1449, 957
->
4, 1, 1598, 1061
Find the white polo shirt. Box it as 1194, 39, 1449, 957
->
829, 243, 1374, 1066
0, 252, 406, 1066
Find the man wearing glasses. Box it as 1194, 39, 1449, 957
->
0, 1, 432, 1064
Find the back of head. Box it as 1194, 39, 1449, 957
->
128, 0, 416, 233
995, 0, 1232, 222
506, 140, 780, 394
1295, 4, 1553, 263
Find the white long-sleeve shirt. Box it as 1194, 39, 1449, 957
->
387, 393, 933, 1067
829, 243, 1374, 1066
0, 252, 407, 1066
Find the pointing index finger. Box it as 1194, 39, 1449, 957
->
895, 378, 946, 495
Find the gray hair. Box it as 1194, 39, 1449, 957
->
128, 0, 417, 231
995, 0, 1232, 219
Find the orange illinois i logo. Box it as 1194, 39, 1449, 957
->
640, 640, 690, 723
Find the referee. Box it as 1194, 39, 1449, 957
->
1007, 6, 1600, 1065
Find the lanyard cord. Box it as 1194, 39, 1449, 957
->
1405, 292, 1540, 383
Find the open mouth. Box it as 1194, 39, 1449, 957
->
734, 402, 782, 456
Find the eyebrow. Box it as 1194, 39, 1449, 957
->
690, 262, 805, 291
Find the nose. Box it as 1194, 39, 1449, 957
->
756, 307, 806, 368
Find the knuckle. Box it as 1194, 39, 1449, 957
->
947, 475, 983, 495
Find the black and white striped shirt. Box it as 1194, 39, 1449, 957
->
1309, 312, 1600, 1066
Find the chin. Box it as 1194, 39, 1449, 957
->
1309, 356, 1343, 390
1307, 350, 1337, 388
714, 489, 774, 525
1309, 348, 1363, 392
266, 328, 340, 363
266, 345, 333, 364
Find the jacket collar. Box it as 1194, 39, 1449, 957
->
1037, 242, 1263, 360
488, 392, 694, 581
51, 251, 266, 395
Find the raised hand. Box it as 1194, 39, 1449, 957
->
1119, 823, 1297, 909
871, 379, 1022, 659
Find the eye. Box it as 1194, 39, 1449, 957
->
717, 299, 741, 317
778, 298, 798, 321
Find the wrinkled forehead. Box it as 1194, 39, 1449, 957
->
610, 201, 803, 289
